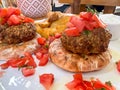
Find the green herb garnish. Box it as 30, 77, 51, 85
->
83, 30, 91, 36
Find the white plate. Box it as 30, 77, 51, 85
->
1, 17, 120, 90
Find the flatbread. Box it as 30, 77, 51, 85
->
0, 34, 40, 60
49, 39, 112, 72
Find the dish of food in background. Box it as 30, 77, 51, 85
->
0, 7, 40, 60
49, 11, 112, 72
35, 12, 70, 38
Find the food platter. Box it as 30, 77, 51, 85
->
0, 14, 120, 90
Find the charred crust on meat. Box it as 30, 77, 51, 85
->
0, 23, 36, 44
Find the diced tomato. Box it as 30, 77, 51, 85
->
0, 8, 8, 17
35, 52, 43, 60
73, 73, 83, 81
65, 80, 81, 90
39, 73, 54, 90
18, 15, 25, 20
22, 67, 35, 77
84, 21, 94, 30
37, 37, 46, 45
92, 14, 106, 28
64, 27, 80, 36
80, 12, 93, 21
92, 79, 113, 90
116, 60, 120, 72
24, 52, 37, 68
89, 21, 99, 28
7, 56, 30, 68
13, 8, 21, 15
7, 14, 21, 25
66, 74, 115, 90
48, 36, 56, 44
38, 54, 49, 66
7, 58, 20, 68
83, 81, 93, 88
55, 33, 61, 38
67, 22, 75, 28
23, 17, 34, 23
0, 62, 9, 69
7, 7, 16, 17
70, 16, 85, 32
0, 17, 7, 24
7, 7, 21, 17
35, 47, 48, 55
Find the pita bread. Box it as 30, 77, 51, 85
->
49, 39, 111, 72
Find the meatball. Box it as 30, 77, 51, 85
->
0, 23, 36, 44
61, 28, 112, 55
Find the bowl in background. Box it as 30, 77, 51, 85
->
100, 14, 120, 41
17, 0, 51, 18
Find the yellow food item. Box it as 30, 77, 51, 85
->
35, 14, 70, 38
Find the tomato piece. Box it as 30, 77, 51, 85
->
83, 81, 93, 88
0, 17, 7, 25
48, 36, 56, 44
7, 58, 20, 68
116, 60, 120, 72
7, 7, 21, 17
80, 12, 93, 21
37, 37, 46, 45
73, 73, 83, 81
92, 14, 106, 28
67, 22, 75, 28
93, 79, 113, 90
14, 8, 21, 15
65, 80, 81, 90
24, 52, 37, 68
35, 52, 43, 60
39, 73, 54, 90
0, 8, 8, 17
23, 17, 34, 23
84, 21, 94, 30
70, 16, 85, 32
22, 67, 35, 77
64, 27, 80, 36
7, 7, 16, 17
89, 21, 99, 28
35, 47, 48, 55
7, 15, 21, 25
0, 62, 9, 69
39, 54, 49, 66
55, 33, 61, 38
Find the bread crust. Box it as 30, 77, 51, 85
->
49, 39, 112, 72
0, 34, 40, 60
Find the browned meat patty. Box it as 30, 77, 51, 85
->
0, 23, 36, 44
61, 28, 112, 55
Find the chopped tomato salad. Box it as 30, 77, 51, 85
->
39, 73, 54, 90
66, 73, 115, 90
65, 12, 106, 36
0, 7, 34, 25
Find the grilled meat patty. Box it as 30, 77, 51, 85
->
0, 23, 36, 44
61, 28, 112, 55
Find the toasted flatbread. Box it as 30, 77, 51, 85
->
0, 34, 40, 60
49, 39, 111, 72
